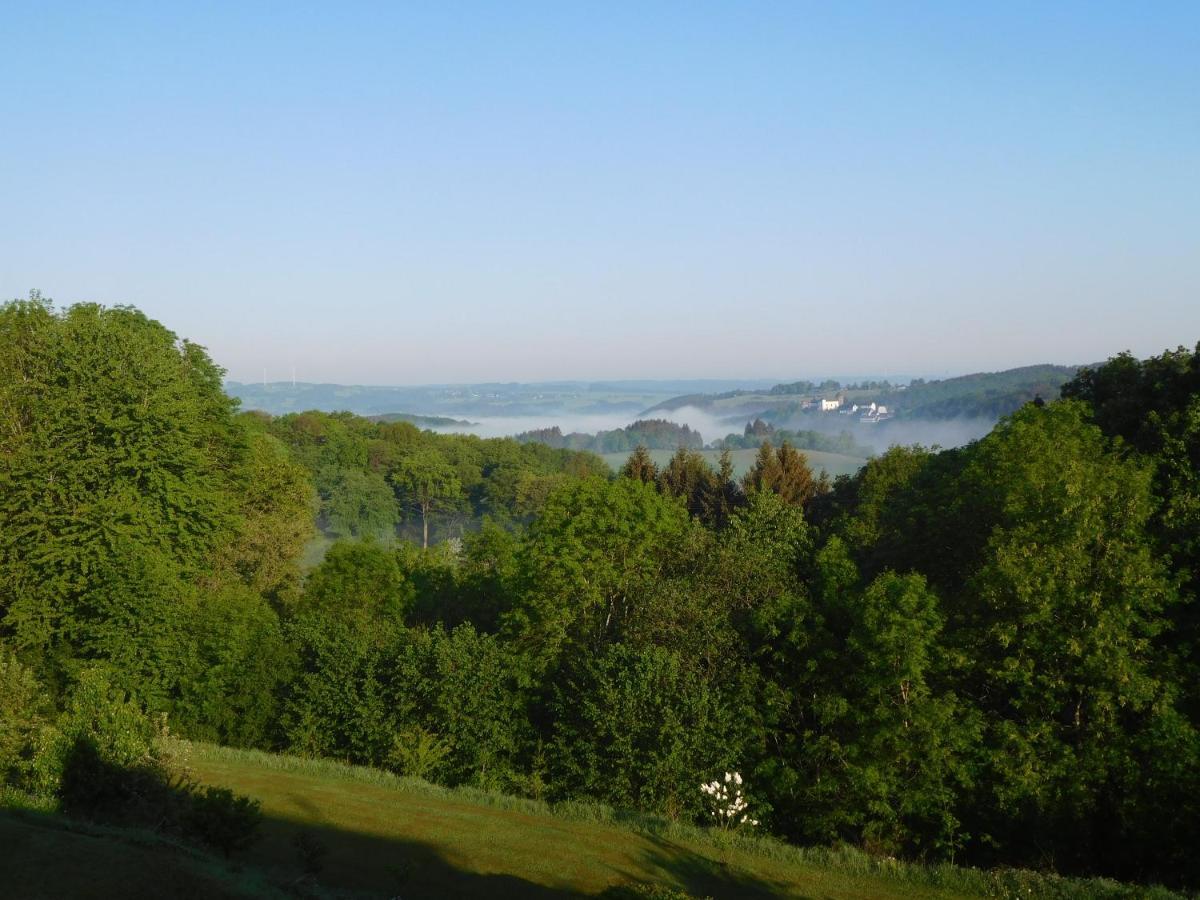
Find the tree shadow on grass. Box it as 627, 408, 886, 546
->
6, 743, 801, 899
2, 803, 807, 900
1, 805, 584, 899
248, 817, 802, 899
599, 832, 805, 900
245, 813, 591, 898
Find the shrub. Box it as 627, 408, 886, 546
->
183, 785, 263, 857
0, 646, 48, 789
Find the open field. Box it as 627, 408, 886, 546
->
601, 447, 868, 479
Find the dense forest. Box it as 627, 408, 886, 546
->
2, 295, 1199, 890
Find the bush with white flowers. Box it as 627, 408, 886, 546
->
699, 771, 758, 828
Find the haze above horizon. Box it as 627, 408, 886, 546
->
3, 2, 1197, 383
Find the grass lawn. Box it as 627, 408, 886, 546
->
2, 744, 1179, 899
180, 744, 979, 899
601, 448, 867, 480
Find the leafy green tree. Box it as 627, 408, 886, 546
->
212, 421, 316, 604
390, 450, 464, 547
0, 300, 242, 674
547, 643, 743, 818
1062, 345, 1200, 722
317, 466, 398, 539
392, 624, 526, 787
281, 614, 400, 763
168, 585, 294, 748
504, 477, 693, 670
840, 572, 977, 857
301, 539, 415, 626
434, 519, 519, 631
948, 404, 1177, 868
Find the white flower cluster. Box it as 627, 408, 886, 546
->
699, 771, 759, 827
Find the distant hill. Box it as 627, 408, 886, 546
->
878, 364, 1080, 419
644, 364, 1080, 422
225, 379, 776, 418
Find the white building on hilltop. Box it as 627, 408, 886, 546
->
819, 397, 842, 411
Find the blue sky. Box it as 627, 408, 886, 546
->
2, 2, 1197, 383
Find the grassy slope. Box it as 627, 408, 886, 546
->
2, 744, 1178, 899
185, 744, 967, 900
0, 809, 283, 899
601, 448, 866, 480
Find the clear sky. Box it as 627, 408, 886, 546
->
2, 2, 1197, 384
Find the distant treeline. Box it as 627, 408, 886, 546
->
714, 420, 872, 457
880, 365, 1078, 419
514, 418, 703, 453
368, 411, 475, 427
769, 378, 889, 395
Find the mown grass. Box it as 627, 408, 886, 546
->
174, 741, 1181, 900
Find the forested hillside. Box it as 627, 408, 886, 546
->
647, 365, 1079, 423
2, 295, 1198, 892
878, 364, 1079, 418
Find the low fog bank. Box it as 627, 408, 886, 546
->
864, 417, 997, 452
430, 406, 730, 444
769, 412, 998, 455
432, 407, 999, 455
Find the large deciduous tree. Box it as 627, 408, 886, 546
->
390, 450, 463, 548
0, 297, 242, 684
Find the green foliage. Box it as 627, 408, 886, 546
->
841, 573, 978, 857
301, 539, 415, 624
167, 586, 293, 748
182, 785, 262, 857
621, 445, 659, 483
387, 724, 453, 779
547, 644, 742, 819
716, 424, 872, 458
317, 466, 398, 538
882, 364, 1078, 419
742, 440, 829, 508
282, 618, 524, 787
214, 419, 316, 604
504, 477, 694, 669
390, 449, 464, 547
0, 645, 50, 788
516, 418, 703, 453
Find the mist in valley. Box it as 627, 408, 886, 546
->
434, 404, 1001, 458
